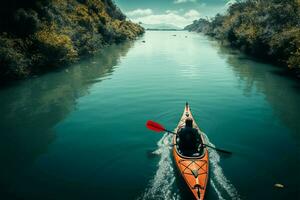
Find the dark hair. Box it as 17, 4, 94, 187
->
185, 118, 193, 127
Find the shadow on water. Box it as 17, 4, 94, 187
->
0, 41, 134, 197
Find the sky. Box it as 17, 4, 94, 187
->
114, 0, 235, 28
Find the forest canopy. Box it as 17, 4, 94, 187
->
0, 0, 144, 82
185, 0, 300, 76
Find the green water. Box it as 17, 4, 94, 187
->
0, 31, 299, 200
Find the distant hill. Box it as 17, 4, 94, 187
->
184, 19, 210, 33
141, 23, 182, 30
0, 0, 144, 83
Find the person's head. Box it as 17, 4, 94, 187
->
185, 117, 193, 127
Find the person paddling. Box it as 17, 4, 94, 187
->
177, 117, 203, 156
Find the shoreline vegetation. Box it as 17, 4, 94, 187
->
185, 0, 300, 78
0, 0, 144, 83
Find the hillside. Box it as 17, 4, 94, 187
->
141, 23, 182, 30
185, 0, 300, 76
0, 0, 144, 83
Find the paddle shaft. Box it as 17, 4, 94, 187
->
164, 129, 177, 135
164, 129, 232, 154
204, 144, 232, 154
146, 120, 232, 154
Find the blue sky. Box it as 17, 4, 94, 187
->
114, 0, 235, 28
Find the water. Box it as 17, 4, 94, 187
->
0, 31, 299, 200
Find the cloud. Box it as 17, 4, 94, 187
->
174, 0, 197, 4
128, 9, 201, 28
126, 9, 153, 18
184, 9, 201, 18
165, 10, 179, 14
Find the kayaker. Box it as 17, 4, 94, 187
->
177, 117, 203, 156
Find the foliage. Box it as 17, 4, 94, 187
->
0, 34, 30, 80
185, 0, 300, 75
0, 0, 144, 82
35, 24, 78, 66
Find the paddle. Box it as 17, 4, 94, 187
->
146, 120, 176, 134
146, 120, 232, 154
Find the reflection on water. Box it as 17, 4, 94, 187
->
0, 41, 134, 194
218, 46, 300, 140
0, 31, 299, 200
215, 43, 300, 198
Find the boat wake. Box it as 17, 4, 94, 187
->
139, 132, 240, 200
138, 133, 180, 200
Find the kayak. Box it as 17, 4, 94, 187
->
172, 102, 209, 200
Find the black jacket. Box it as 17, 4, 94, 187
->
178, 127, 202, 151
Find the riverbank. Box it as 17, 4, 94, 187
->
0, 31, 299, 199
0, 0, 144, 84
184, 0, 300, 78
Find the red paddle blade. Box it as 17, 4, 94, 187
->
146, 120, 165, 132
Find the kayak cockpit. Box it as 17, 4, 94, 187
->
174, 135, 205, 158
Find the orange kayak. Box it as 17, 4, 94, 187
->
173, 102, 209, 200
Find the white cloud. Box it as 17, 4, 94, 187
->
184, 9, 201, 19
174, 0, 197, 4
129, 9, 201, 28
166, 10, 179, 14
126, 9, 153, 18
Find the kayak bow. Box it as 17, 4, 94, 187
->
172, 102, 209, 200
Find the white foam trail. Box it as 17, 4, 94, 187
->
138, 133, 180, 200
210, 180, 225, 200
203, 133, 241, 200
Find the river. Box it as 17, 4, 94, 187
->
0, 31, 299, 200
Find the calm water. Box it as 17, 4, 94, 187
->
0, 31, 299, 200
